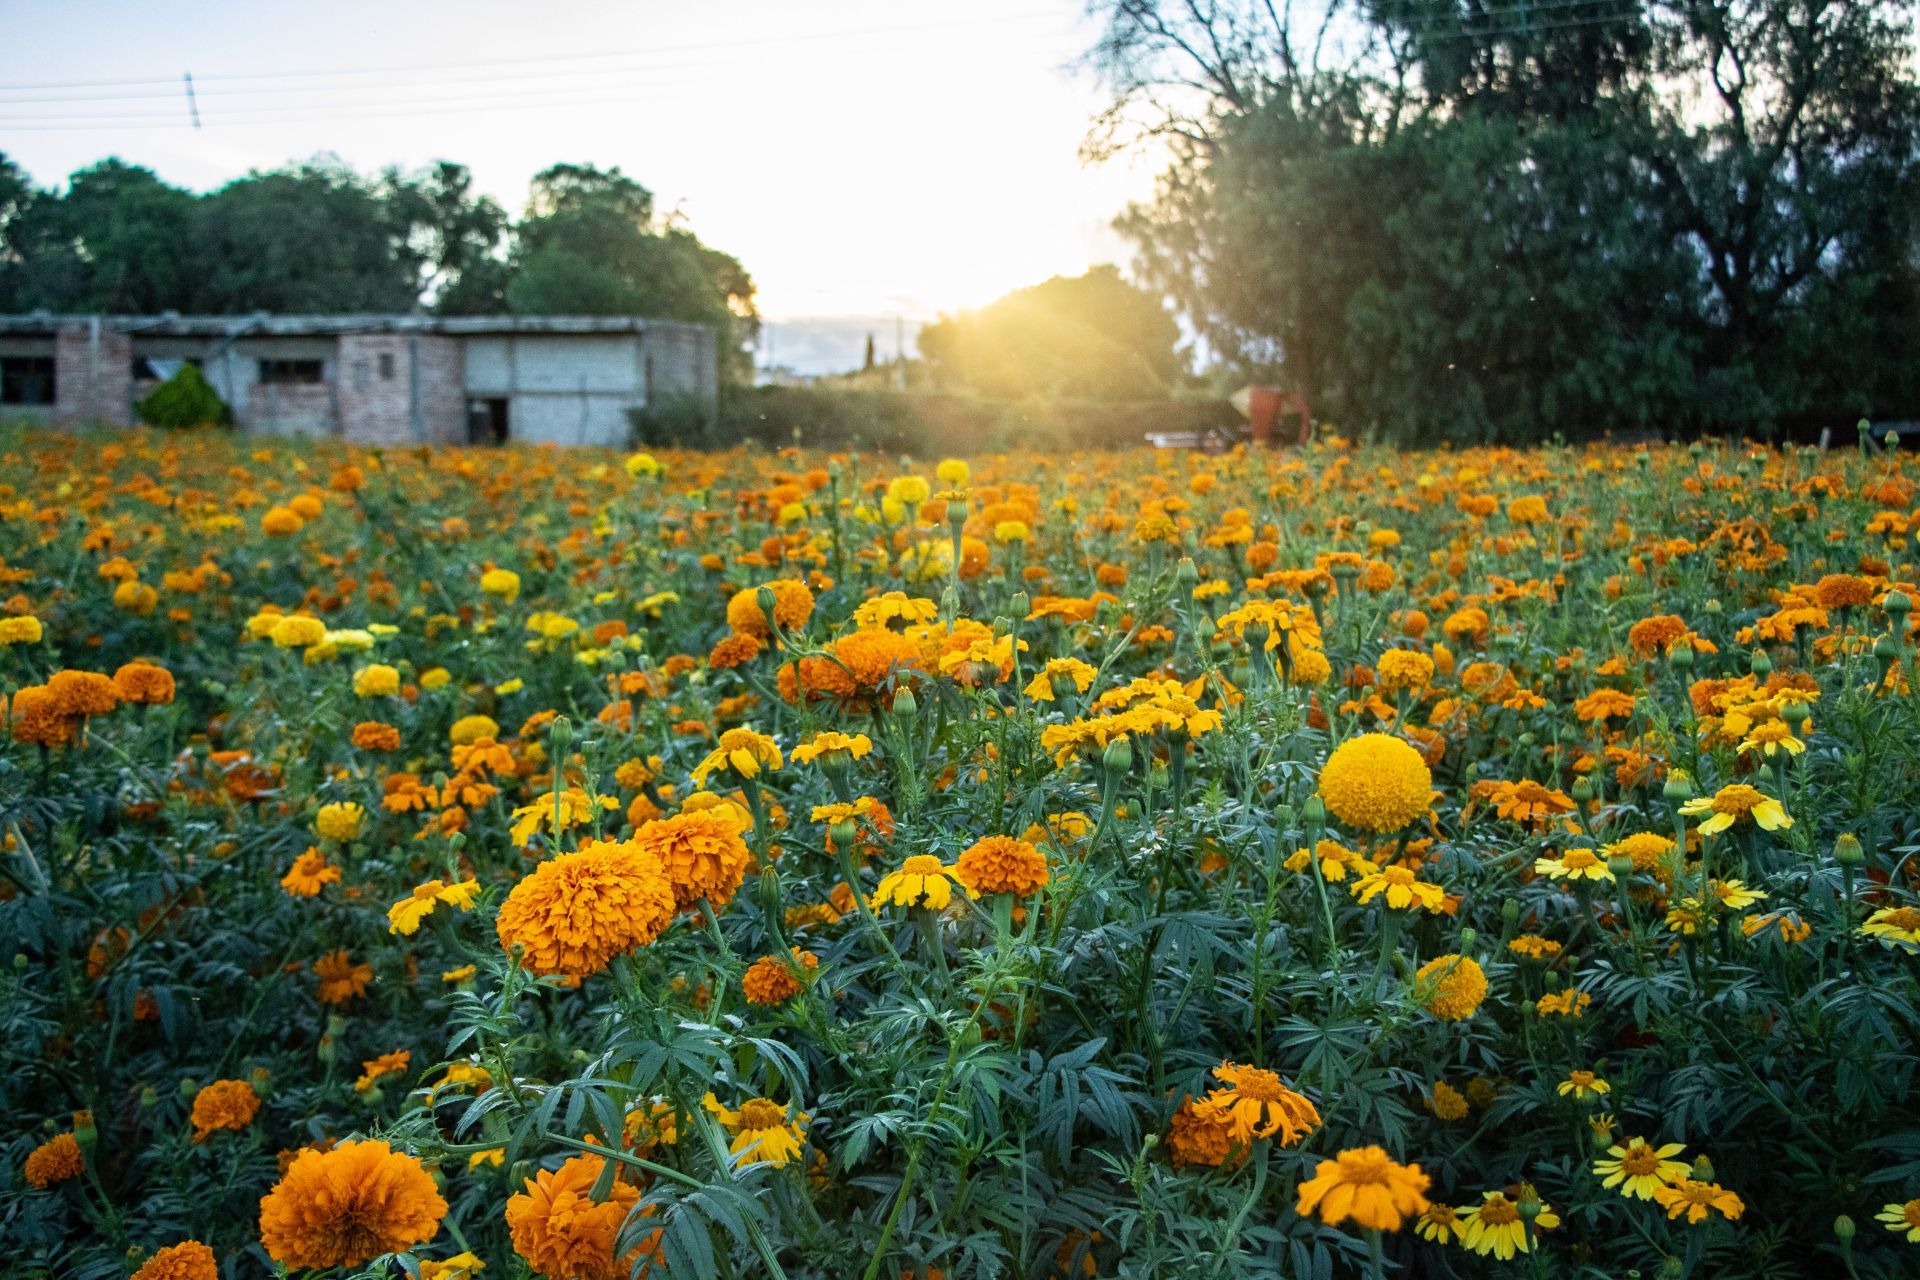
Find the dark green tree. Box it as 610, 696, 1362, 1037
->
381, 161, 512, 316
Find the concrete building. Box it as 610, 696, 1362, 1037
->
0, 313, 718, 447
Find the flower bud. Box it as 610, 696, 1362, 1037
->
755, 586, 780, 626
1458, 928, 1477, 952
139, 1086, 159, 1109
1663, 770, 1694, 803
1302, 795, 1326, 827
1176, 557, 1199, 586
178, 1077, 198, 1100
1273, 802, 1295, 831
829, 819, 858, 850
1886, 590, 1912, 618
549, 715, 573, 754
1668, 643, 1693, 670
1834, 833, 1863, 865
1748, 649, 1772, 676
1834, 1214, 1856, 1241
891, 687, 917, 718
1571, 774, 1594, 804
1502, 897, 1521, 925
1690, 1154, 1715, 1181
1103, 735, 1134, 776
1010, 591, 1030, 619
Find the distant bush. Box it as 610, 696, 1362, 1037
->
136, 363, 230, 429
632, 385, 1241, 453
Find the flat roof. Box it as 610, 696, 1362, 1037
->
0, 313, 709, 338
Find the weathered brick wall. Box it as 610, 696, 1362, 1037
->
245, 383, 336, 436
53, 323, 132, 427
336, 334, 465, 445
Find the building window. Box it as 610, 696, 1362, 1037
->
378, 352, 396, 380
258, 358, 324, 385
0, 356, 56, 405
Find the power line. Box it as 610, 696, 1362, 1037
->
0, 10, 1066, 95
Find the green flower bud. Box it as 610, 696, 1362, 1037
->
1010, 592, 1030, 619
1834, 1215, 1856, 1241
1748, 649, 1772, 676
1690, 1154, 1715, 1181
178, 1077, 198, 1100
1668, 643, 1694, 670
1663, 770, 1694, 803
1502, 897, 1521, 924
139, 1087, 159, 1109
891, 686, 917, 717
1834, 833, 1863, 865
1458, 928, 1477, 951
1175, 557, 1199, 586
1302, 795, 1326, 827
549, 715, 573, 753
1274, 802, 1296, 831
1571, 774, 1594, 803
755, 586, 780, 625
1103, 735, 1135, 776
1886, 590, 1912, 617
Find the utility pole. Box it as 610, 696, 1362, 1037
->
894, 314, 905, 391
183, 72, 201, 128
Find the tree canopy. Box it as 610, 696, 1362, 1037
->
1092, 0, 1920, 442
916, 265, 1186, 400
0, 155, 758, 382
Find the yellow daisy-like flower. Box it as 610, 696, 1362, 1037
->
1534, 846, 1613, 882
1196, 1063, 1321, 1147
1284, 839, 1378, 883
788, 732, 872, 766
1678, 783, 1791, 835
1593, 1138, 1689, 1200
1861, 905, 1920, 951
1738, 719, 1805, 757
690, 727, 783, 785
1414, 1202, 1463, 1243
1555, 1070, 1610, 1100
1351, 864, 1447, 911
1458, 1189, 1560, 1259
386, 879, 483, 936
1876, 1197, 1920, 1243
1024, 657, 1098, 703
869, 855, 972, 910
508, 787, 619, 847
418, 1252, 486, 1280
1711, 879, 1767, 910
702, 1093, 809, 1166
1652, 1178, 1745, 1224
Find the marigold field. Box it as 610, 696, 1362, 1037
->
7, 427, 1920, 1280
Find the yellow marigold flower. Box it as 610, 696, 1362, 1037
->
1317, 733, 1433, 833
495, 837, 677, 980
479, 567, 521, 601
1604, 831, 1675, 873
450, 713, 501, 745
625, 450, 665, 477
1196, 1063, 1320, 1147
1535, 988, 1592, 1018
1352, 864, 1447, 911
1459, 1189, 1559, 1258
505, 1151, 652, 1280
24, 1132, 84, 1187
1415, 1202, 1464, 1244
258, 1140, 446, 1269
742, 948, 819, 1005
280, 849, 340, 897
1507, 934, 1562, 959
887, 474, 932, 506
0, 615, 44, 645
1665, 898, 1710, 935
853, 591, 939, 629
420, 667, 452, 690
1534, 845, 1613, 882
635, 809, 754, 912
1375, 648, 1434, 692
1738, 719, 1805, 757
1652, 1178, 1745, 1224
1556, 1070, 1609, 1100
260, 505, 304, 536
690, 727, 783, 785
704, 1093, 809, 1166
1678, 782, 1791, 835
508, 787, 618, 846
387, 878, 483, 935
1024, 657, 1098, 702
1426, 1081, 1469, 1121
935, 458, 970, 487
351, 663, 399, 698
1294, 1145, 1430, 1231
789, 731, 872, 765
190, 1079, 260, 1141
1415, 954, 1488, 1021
1594, 1137, 1688, 1200
1861, 905, 1920, 951
1285, 839, 1377, 883
130, 1240, 218, 1280
870, 854, 971, 911
269, 614, 327, 649
1711, 878, 1766, 910
1877, 1198, 1920, 1242
441, 965, 477, 983
953, 835, 1049, 897
313, 802, 365, 843
418, 1252, 485, 1280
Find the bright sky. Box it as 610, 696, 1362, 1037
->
1, 0, 1157, 369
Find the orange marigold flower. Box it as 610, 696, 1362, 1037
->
633, 809, 753, 913
112, 660, 175, 705
351, 720, 402, 752
48, 668, 120, 718
131, 1241, 217, 1280
953, 835, 1049, 897
742, 948, 819, 1005
1166, 1095, 1241, 1169
1415, 954, 1488, 1020
496, 837, 677, 980
258, 1140, 446, 1269
727, 579, 814, 638
312, 949, 373, 1004
25, 1132, 85, 1187
506, 1152, 657, 1280
1295, 1145, 1431, 1231
1197, 1063, 1320, 1147
190, 1079, 261, 1142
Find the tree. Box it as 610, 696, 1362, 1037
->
915, 265, 1186, 401
1092, 0, 1920, 440
506, 163, 759, 383
381, 161, 511, 316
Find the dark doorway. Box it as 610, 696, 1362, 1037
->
467, 398, 509, 445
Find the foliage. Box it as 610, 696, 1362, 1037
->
916, 266, 1187, 400
4, 426, 1920, 1280
1095, 0, 1920, 442
134, 363, 230, 430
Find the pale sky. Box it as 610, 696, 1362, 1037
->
1, 0, 1158, 370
